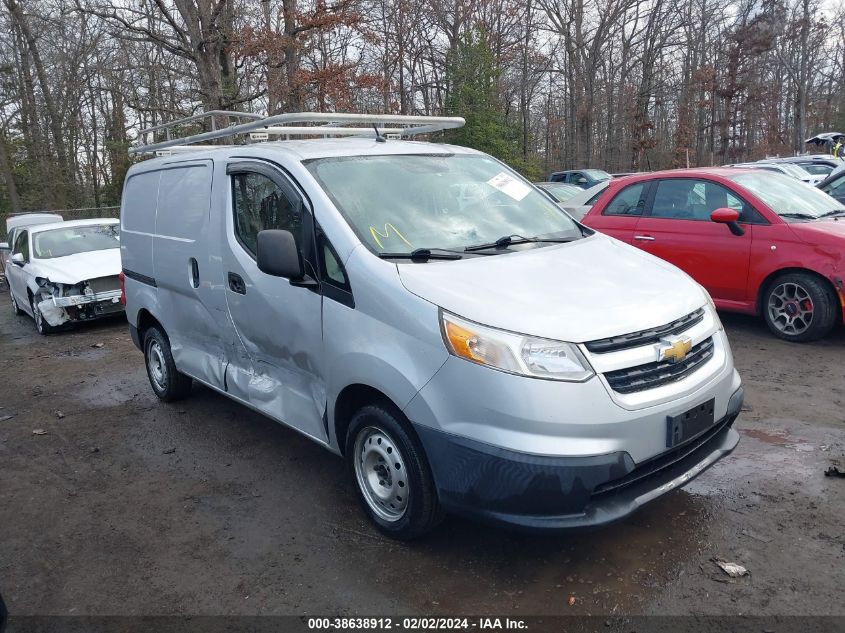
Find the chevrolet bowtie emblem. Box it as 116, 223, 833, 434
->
658, 335, 693, 363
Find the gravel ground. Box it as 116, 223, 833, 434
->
0, 283, 843, 620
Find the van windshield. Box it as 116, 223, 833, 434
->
306, 154, 582, 254
33, 224, 120, 259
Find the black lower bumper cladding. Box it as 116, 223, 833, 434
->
415, 387, 744, 532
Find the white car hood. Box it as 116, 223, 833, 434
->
397, 234, 707, 343
29, 248, 121, 285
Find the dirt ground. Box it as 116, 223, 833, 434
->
1, 281, 843, 620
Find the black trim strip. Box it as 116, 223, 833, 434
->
585, 308, 705, 353
591, 410, 736, 497
122, 268, 157, 288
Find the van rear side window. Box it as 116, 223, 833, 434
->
156, 165, 212, 239
122, 171, 160, 234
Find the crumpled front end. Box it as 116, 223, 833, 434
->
35, 275, 124, 327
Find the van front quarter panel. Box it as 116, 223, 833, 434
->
323, 246, 449, 452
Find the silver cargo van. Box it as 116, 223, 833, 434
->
120, 113, 743, 539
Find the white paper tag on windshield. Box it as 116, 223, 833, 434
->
487, 172, 532, 201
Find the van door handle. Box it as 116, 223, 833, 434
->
634, 235, 656, 241
227, 272, 246, 295
189, 258, 200, 288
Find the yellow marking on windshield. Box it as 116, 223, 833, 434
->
370, 223, 413, 249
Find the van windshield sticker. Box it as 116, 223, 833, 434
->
487, 172, 531, 201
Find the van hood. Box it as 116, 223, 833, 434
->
29, 248, 121, 285
396, 234, 708, 343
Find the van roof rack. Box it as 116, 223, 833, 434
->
131, 111, 466, 155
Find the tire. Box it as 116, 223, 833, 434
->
763, 273, 838, 342
30, 294, 55, 335
143, 326, 193, 401
346, 402, 443, 540
10, 291, 23, 316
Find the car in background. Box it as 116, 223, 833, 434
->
535, 181, 582, 203
730, 162, 823, 186
558, 180, 611, 220
772, 155, 842, 179
762, 161, 825, 185
814, 159, 845, 184
816, 169, 845, 205
580, 168, 845, 342
1, 213, 63, 282
549, 168, 611, 189
6, 218, 124, 334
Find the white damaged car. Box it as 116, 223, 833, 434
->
6, 218, 124, 334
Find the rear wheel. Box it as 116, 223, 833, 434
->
346, 403, 442, 540
763, 273, 838, 342
30, 294, 55, 335
143, 326, 193, 401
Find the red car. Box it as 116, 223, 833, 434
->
581, 168, 845, 342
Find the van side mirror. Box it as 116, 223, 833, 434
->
11, 253, 24, 266
257, 230, 303, 279
710, 208, 745, 236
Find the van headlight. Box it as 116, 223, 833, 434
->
440, 311, 594, 382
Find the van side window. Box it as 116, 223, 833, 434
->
232, 172, 304, 257
319, 235, 348, 288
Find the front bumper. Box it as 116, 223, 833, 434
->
414, 386, 743, 531
49, 289, 122, 308
37, 290, 124, 326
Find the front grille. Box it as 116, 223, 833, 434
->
87, 275, 120, 294
585, 308, 705, 354
604, 337, 714, 394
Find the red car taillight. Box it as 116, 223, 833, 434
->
118, 271, 126, 306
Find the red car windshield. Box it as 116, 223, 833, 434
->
727, 171, 845, 220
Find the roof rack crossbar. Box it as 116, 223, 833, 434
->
130, 112, 465, 155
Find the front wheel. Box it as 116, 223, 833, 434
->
346, 403, 443, 540
143, 326, 193, 401
763, 273, 838, 342
30, 294, 55, 335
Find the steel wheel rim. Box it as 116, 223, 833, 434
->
768, 282, 814, 336
353, 426, 409, 522
147, 340, 167, 391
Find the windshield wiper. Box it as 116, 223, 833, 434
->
379, 248, 462, 261
818, 210, 845, 218
464, 234, 575, 252
779, 212, 818, 220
